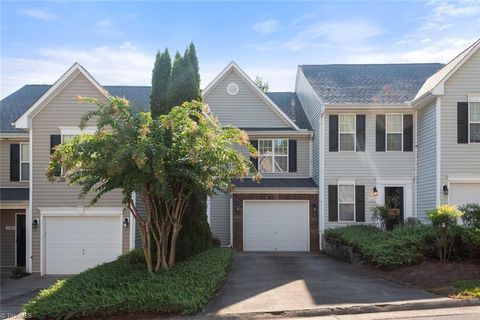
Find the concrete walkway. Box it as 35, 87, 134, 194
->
0, 274, 63, 319
205, 253, 444, 316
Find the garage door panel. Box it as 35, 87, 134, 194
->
244, 201, 309, 252
450, 183, 480, 206
45, 216, 122, 274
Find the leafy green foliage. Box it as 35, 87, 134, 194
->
427, 205, 463, 261
459, 203, 480, 229
167, 51, 197, 109
176, 193, 213, 262
325, 224, 435, 269
150, 48, 171, 117
455, 227, 480, 259
47, 97, 258, 271
24, 248, 234, 319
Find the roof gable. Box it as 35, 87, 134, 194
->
301, 63, 443, 104
203, 62, 300, 130
413, 39, 480, 101
14, 63, 108, 129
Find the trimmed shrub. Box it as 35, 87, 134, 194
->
24, 247, 234, 319
325, 224, 434, 269
459, 203, 480, 229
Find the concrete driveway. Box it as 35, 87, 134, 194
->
0, 274, 63, 319
205, 253, 443, 316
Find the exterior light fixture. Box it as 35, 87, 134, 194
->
442, 185, 449, 195
32, 218, 39, 229
373, 187, 378, 196
313, 203, 317, 213
123, 217, 130, 228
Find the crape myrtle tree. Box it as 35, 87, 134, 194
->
47, 97, 259, 272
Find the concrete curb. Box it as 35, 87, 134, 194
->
205, 298, 480, 319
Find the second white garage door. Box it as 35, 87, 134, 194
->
243, 200, 309, 251
45, 216, 122, 274
450, 183, 480, 206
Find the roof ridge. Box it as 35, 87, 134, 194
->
300, 63, 444, 67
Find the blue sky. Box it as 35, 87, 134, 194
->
1, 0, 479, 98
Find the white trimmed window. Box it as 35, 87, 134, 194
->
258, 139, 288, 173
339, 114, 355, 151
386, 113, 403, 151
469, 101, 480, 143
338, 184, 355, 222
20, 143, 30, 181
59, 127, 96, 175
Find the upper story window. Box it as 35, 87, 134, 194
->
470, 101, 480, 143
20, 143, 30, 182
258, 139, 288, 173
339, 114, 355, 151
386, 113, 403, 151
338, 184, 355, 222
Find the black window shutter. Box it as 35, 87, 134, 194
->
329, 115, 338, 152
50, 134, 62, 176
356, 115, 366, 151
355, 185, 365, 222
10, 144, 20, 181
288, 140, 297, 172
403, 114, 413, 151
457, 102, 469, 144
376, 114, 386, 151
328, 185, 338, 222
250, 140, 258, 170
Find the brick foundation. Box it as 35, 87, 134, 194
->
232, 193, 319, 252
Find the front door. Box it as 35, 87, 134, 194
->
16, 214, 26, 267
385, 187, 404, 223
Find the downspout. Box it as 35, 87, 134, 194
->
319, 108, 325, 251
414, 109, 418, 219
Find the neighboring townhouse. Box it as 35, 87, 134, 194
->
0, 40, 478, 275
204, 62, 319, 252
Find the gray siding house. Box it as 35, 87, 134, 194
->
0, 39, 479, 275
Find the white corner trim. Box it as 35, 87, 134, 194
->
39, 207, 125, 216
15, 63, 108, 129
448, 175, 480, 183
59, 126, 97, 135
435, 97, 441, 206
202, 61, 301, 130
229, 194, 233, 247
27, 127, 33, 273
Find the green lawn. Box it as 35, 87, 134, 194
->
24, 247, 233, 319
452, 280, 480, 298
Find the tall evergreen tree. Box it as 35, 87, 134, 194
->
167, 51, 196, 109
186, 42, 201, 100
150, 49, 171, 117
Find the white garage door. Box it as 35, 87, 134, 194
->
244, 200, 309, 251
45, 216, 122, 274
450, 183, 480, 206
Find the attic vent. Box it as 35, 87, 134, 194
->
227, 83, 239, 96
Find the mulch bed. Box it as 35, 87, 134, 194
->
357, 259, 480, 291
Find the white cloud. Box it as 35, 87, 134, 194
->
1, 42, 155, 98
94, 18, 124, 36
23, 9, 58, 21
252, 19, 280, 35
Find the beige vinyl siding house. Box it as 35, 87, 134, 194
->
416, 102, 437, 221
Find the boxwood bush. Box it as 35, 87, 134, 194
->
325, 224, 435, 269
24, 247, 233, 319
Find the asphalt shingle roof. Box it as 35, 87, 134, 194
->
1, 86, 312, 133
266, 92, 312, 130
300, 63, 444, 104
0, 188, 29, 201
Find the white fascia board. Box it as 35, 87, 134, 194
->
245, 130, 313, 137
203, 61, 301, 130
232, 188, 319, 194
15, 63, 108, 130
325, 103, 411, 109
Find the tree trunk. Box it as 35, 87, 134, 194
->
160, 222, 170, 269
168, 223, 182, 267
